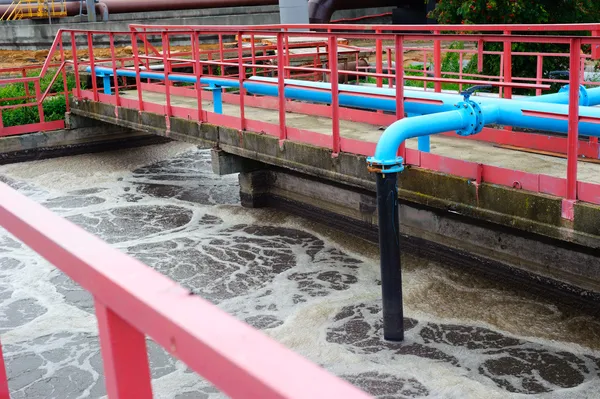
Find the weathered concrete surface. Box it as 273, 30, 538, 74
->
121, 90, 600, 184
240, 167, 600, 305
0, 114, 168, 164
69, 98, 600, 301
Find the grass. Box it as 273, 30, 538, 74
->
0, 69, 82, 127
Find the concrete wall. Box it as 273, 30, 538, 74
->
0, 114, 169, 164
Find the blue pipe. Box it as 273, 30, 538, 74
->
367, 102, 494, 173
89, 65, 600, 138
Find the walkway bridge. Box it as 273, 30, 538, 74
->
2, 22, 600, 396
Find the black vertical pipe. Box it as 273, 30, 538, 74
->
376, 172, 404, 341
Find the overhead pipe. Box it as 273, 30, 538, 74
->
307, 0, 398, 23
0, 0, 278, 18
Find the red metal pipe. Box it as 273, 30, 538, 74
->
0, 0, 277, 17
307, 0, 398, 23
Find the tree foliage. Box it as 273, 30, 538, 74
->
428, 0, 600, 93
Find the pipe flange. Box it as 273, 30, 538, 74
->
455, 101, 483, 136
559, 85, 589, 106
366, 156, 405, 174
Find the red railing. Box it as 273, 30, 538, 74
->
2, 23, 600, 216
0, 181, 373, 398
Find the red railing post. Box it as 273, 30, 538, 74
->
250, 33, 256, 77
277, 31, 286, 142
58, 32, 70, 112
396, 35, 405, 158
109, 33, 120, 107
503, 30, 512, 99
161, 31, 172, 120
71, 31, 82, 99
131, 31, 144, 112
564, 37, 582, 220
143, 28, 151, 84
95, 301, 153, 398
192, 31, 203, 121
592, 29, 600, 60
22, 68, 30, 98
433, 30, 442, 93
376, 28, 383, 88
477, 38, 484, 72
218, 34, 224, 77
34, 80, 45, 123
386, 48, 393, 88
238, 30, 246, 131
0, 339, 10, 399
87, 32, 99, 102
329, 35, 340, 155
536, 55, 543, 96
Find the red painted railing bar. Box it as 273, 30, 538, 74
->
238, 31, 246, 131
71, 32, 82, 99
396, 35, 405, 157
330, 36, 340, 155
192, 32, 203, 121
131, 32, 145, 112
162, 32, 172, 119
376, 28, 383, 88
22, 68, 30, 98
503, 30, 513, 100
593, 29, 600, 59
87, 32, 99, 102
58, 34, 70, 113
386, 48, 393, 89
0, 340, 8, 399
250, 33, 257, 77
477, 38, 484, 72
433, 30, 442, 93
219, 34, 225, 77
566, 38, 582, 201
536, 55, 543, 96
34, 80, 45, 123
109, 33, 121, 107
277, 32, 286, 141
0, 183, 373, 399
96, 300, 153, 398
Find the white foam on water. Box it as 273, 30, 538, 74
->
1, 144, 599, 399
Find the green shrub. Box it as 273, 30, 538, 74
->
0, 70, 80, 127
429, 0, 600, 94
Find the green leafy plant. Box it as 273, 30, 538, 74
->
0, 70, 81, 127
429, 0, 600, 94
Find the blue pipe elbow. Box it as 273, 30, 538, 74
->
367, 103, 487, 174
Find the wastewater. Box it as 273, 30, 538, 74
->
0, 142, 599, 398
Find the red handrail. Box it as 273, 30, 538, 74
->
0, 181, 373, 398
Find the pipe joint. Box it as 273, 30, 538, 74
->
559, 84, 589, 106
455, 100, 484, 136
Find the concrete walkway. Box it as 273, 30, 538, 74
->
121, 90, 600, 184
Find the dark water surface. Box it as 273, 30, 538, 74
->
1, 143, 599, 398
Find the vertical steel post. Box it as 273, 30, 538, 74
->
375, 172, 404, 342
566, 38, 582, 212
131, 31, 144, 112
0, 339, 9, 399
277, 31, 286, 141
396, 36, 406, 157
71, 32, 81, 99
87, 32, 98, 102
330, 36, 340, 154
433, 30, 441, 93
95, 301, 153, 398
376, 28, 383, 88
